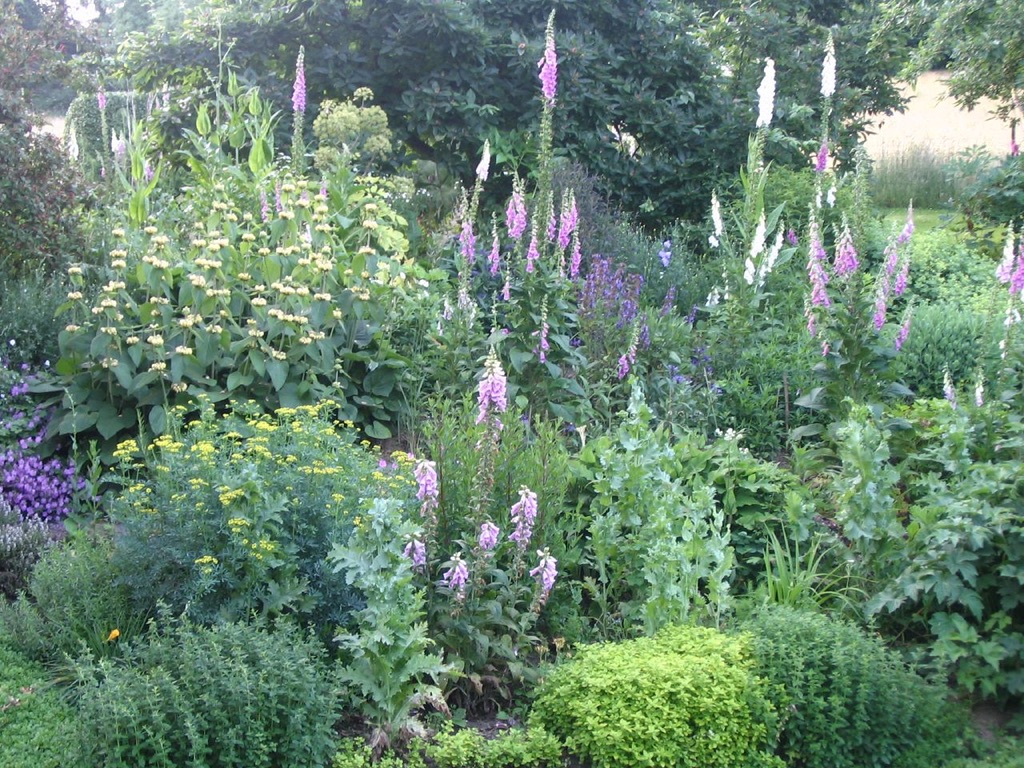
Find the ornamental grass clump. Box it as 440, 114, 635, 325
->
529, 624, 782, 768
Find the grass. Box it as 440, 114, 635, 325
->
870, 144, 960, 209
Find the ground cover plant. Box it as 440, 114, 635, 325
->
5, 1, 1024, 765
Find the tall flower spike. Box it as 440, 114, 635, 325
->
821, 33, 836, 99
539, 12, 558, 106
709, 191, 723, 248
476, 347, 508, 425
292, 47, 306, 115
476, 139, 491, 182
509, 486, 539, 549
756, 57, 776, 129
530, 549, 558, 605
443, 554, 469, 600
834, 223, 859, 277
506, 178, 527, 240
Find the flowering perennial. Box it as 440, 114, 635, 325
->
539, 14, 558, 106
443, 553, 469, 600
530, 549, 558, 604
509, 486, 538, 549
756, 57, 776, 128
478, 521, 500, 551
476, 348, 508, 425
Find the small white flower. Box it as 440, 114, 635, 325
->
476, 139, 491, 182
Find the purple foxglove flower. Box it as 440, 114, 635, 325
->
530, 549, 558, 604
833, 225, 859, 277
506, 183, 527, 240
403, 538, 427, 569
807, 220, 831, 309
501, 276, 511, 301
443, 554, 469, 599
478, 521, 500, 551
894, 258, 910, 297
534, 320, 550, 363
459, 219, 476, 264
815, 142, 829, 173
489, 227, 501, 276
414, 460, 439, 519
538, 15, 558, 106
260, 190, 270, 223
943, 368, 957, 408
557, 194, 577, 250
895, 310, 912, 351
292, 47, 306, 115
873, 278, 889, 330
1011, 243, 1024, 297
526, 231, 540, 273
97, 89, 107, 112
476, 348, 508, 425
786, 228, 798, 246
569, 234, 582, 279
896, 202, 914, 245
509, 486, 539, 549
617, 353, 631, 380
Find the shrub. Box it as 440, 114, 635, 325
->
906, 229, 1002, 312
73, 615, 340, 768
0, 531, 145, 664
109, 401, 415, 636
893, 302, 1001, 399
0, 269, 67, 368
740, 605, 966, 768
529, 624, 783, 768
0, 638, 78, 768
0, 498, 50, 600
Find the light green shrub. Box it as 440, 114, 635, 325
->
529, 624, 783, 768
740, 605, 967, 768
907, 230, 1002, 311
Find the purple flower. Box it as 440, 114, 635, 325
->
896, 202, 914, 246
534, 320, 550, 363
894, 258, 910, 297
530, 549, 558, 604
97, 89, 107, 112
260, 190, 270, 223
526, 230, 540, 273
617, 353, 631, 380
403, 538, 427, 570
833, 225, 859, 277
414, 459, 439, 519
943, 368, 957, 409
786, 228, 798, 246
476, 348, 508, 425
509, 486, 538, 549
658, 239, 672, 269
488, 227, 501, 276
815, 142, 829, 173
538, 15, 558, 106
557, 194, 577, 250
873, 277, 889, 330
895, 309, 912, 352
478, 521, 500, 551
807, 219, 831, 309
1010, 243, 1024, 298
292, 47, 306, 115
443, 554, 469, 600
569, 235, 582, 280
661, 285, 677, 316
459, 219, 476, 264
506, 182, 527, 240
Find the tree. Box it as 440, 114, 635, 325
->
892, 0, 1024, 125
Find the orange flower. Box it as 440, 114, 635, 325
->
106, 628, 121, 642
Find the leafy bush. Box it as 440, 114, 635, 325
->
906, 229, 1002, 311
64, 90, 143, 183
0, 638, 78, 768
73, 615, 340, 768
874, 399, 1024, 701
893, 302, 1001, 398
0, 531, 146, 664
529, 624, 782, 768
109, 401, 415, 636
0, 498, 50, 600
0, 269, 68, 368
52, 87, 432, 463
740, 605, 966, 768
